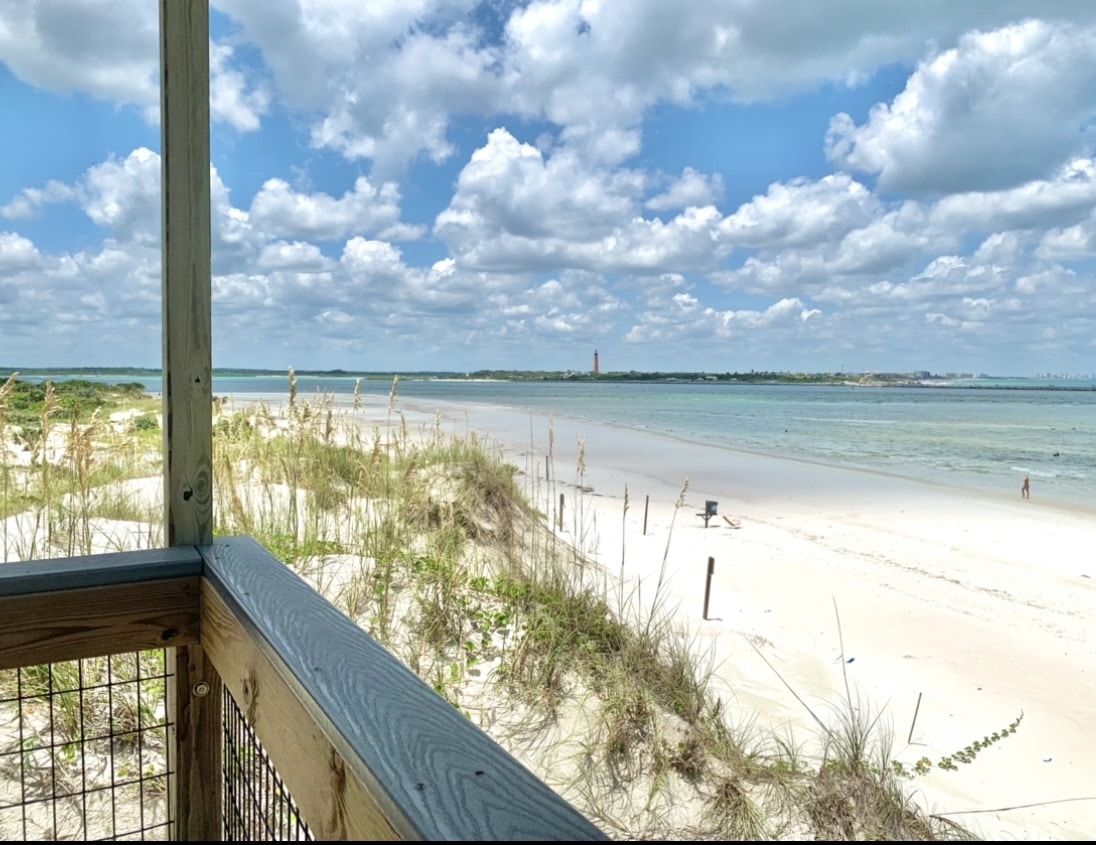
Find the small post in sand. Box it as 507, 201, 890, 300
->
703, 556, 715, 620
558, 492, 564, 531
643, 495, 649, 535
908, 692, 923, 744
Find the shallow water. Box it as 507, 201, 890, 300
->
24, 374, 1096, 507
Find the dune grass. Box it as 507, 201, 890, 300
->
0, 372, 976, 840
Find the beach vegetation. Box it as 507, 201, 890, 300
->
0, 372, 977, 840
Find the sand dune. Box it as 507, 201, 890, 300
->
401, 397, 1096, 841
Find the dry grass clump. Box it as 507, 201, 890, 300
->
0, 371, 975, 841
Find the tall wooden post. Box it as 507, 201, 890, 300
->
702, 557, 714, 621
160, 0, 221, 838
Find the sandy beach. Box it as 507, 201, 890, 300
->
217, 390, 1095, 838
382, 396, 1096, 841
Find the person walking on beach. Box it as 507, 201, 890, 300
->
1021, 474, 1030, 499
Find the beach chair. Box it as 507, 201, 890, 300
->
698, 499, 718, 527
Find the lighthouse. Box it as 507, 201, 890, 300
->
593, 350, 599, 374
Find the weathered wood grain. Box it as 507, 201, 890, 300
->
0, 546, 202, 596
202, 537, 608, 841
202, 580, 401, 841
168, 643, 222, 841
160, 0, 216, 836
160, 0, 212, 548
0, 577, 200, 670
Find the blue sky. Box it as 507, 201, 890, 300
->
2, 1, 1095, 376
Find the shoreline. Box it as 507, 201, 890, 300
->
224, 390, 1096, 839
396, 394, 1096, 841
221, 389, 1096, 517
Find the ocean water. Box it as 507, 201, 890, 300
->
19, 374, 1096, 507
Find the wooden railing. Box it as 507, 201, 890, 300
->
0, 539, 607, 841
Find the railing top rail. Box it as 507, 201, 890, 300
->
0, 546, 203, 597
202, 537, 608, 842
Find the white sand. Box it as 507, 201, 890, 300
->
9, 389, 1089, 837
390, 396, 1096, 842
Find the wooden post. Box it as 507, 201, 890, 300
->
545, 455, 550, 527
702, 556, 714, 621
642, 495, 649, 536
160, 0, 220, 838
558, 493, 564, 531
907, 692, 923, 744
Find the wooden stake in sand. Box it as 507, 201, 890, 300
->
558, 492, 564, 531
908, 691, 923, 744
703, 556, 715, 620
643, 495, 649, 535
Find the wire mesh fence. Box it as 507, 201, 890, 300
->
222, 686, 313, 841
2, 653, 314, 841
0, 650, 172, 841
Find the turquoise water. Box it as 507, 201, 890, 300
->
19, 374, 1096, 506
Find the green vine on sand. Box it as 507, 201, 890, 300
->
893, 711, 1024, 777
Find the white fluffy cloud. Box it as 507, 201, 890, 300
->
4, 4, 1096, 371
210, 42, 270, 132
625, 292, 821, 348
1037, 213, 1096, 261
646, 168, 724, 212
826, 20, 1096, 194
0, 1, 268, 128
250, 177, 420, 242
436, 129, 645, 241
435, 129, 730, 273
7, 1, 1096, 176
719, 174, 879, 249
0, 232, 43, 273
198, 1, 1096, 172
0, 0, 158, 108
5, 149, 420, 255
927, 158, 1096, 234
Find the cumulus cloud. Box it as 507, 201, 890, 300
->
179, 1, 1096, 173
436, 129, 645, 243
8, 1, 1096, 177
5, 3, 1096, 371
826, 20, 1096, 194
210, 42, 270, 132
81, 149, 163, 243
926, 157, 1096, 233
0, 1, 268, 128
0, 180, 77, 220
0, 0, 158, 108
646, 168, 724, 212
625, 292, 821, 348
435, 129, 730, 274
250, 177, 420, 242
0, 232, 43, 273
719, 174, 879, 249
1037, 214, 1096, 261
2, 148, 421, 264
257, 240, 332, 272
0, 232, 163, 361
